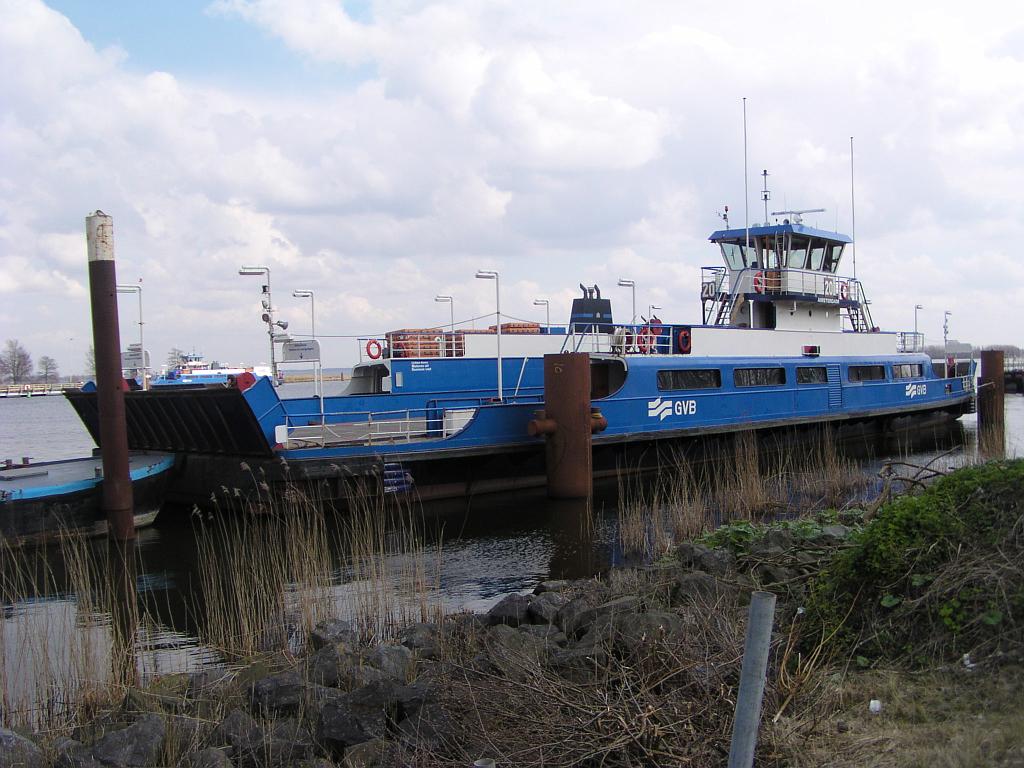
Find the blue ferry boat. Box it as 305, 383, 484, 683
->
0, 452, 175, 543
66, 212, 974, 504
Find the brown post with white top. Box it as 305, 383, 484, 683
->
86, 211, 135, 541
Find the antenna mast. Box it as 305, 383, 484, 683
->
761, 169, 770, 223
743, 98, 749, 248
850, 136, 857, 279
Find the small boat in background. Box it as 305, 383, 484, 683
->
0, 452, 175, 545
150, 352, 272, 388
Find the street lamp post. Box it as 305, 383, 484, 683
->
648, 304, 662, 321
475, 270, 501, 400
617, 279, 636, 325
116, 283, 145, 390
533, 298, 550, 330
239, 265, 279, 382
292, 290, 316, 339
943, 310, 952, 378
914, 304, 923, 336
435, 295, 454, 356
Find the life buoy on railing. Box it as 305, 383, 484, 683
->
677, 327, 692, 355
752, 271, 765, 294
839, 281, 850, 300
638, 327, 657, 354
366, 339, 383, 359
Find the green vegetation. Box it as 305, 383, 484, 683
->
806, 459, 1024, 663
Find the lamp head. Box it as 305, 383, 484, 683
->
617, 278, 634, 288
239, 265, 268, 276
435, 295, 453, 303
292, 289, 313, 299
475, 270, 498, 280
533, 299, 548, 306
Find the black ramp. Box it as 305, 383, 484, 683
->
65, 387, 273, 457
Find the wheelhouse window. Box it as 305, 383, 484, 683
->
734, 367, 786, 387
822, 243, 844, 273
796, 366, 828, 384
848, 364, 886, 382
786, 235, 809, 268
892, 363, 924, 379
658, 368, 721, 391
809, 242, 825, 271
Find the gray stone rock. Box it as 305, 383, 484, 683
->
0, 728, 45, 768
309, 618, 358, 651
486, 593, 534, 627
398, 622, 439, 659
250, 670, 307, 715
562, 595, 641, 637
675, 542, 734, 576
295, 761, 335, 768
91, 714, 166, 767
318, 704, 369, 755
553, 587, 612, 635
262, 718, 315, 766
527, 590, 569, 624
394, 678, 435, 721
53, 737, 101, 768
616, 611, 685, 650
341, 737, 399, 768
755, 563, 798, 585
396, 701, 452, 751
165, 714, 215, 755
185, 747, 232, 768
549, 644, 610, 682
673, 570, 725, 603
751, 528, 794, 557
533, 579, 573, 594
487, 624, 550, 680
306, 644, 346, 687
820, 523, 851, 542
366, 643, 414, 682
518, 623, 568, 646
211, 708, 261, 753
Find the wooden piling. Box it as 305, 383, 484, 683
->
978, 350, 1005, 452
529, 353, 593, 499
86, 211, 135, 541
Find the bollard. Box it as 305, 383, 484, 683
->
473, 760, 496, 768
86, 211, 135, 542
529, 353, 592, 499
727, 591, 777, 768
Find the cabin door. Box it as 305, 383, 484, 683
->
826, 364, 842, 409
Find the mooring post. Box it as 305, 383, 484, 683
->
528, 353, 599, 499
978, 349, 1005, 452
727, 591, 777, 768
86, 211, 135, 541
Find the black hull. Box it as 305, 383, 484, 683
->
0, 468, 171, 545
168, 403, 969, 510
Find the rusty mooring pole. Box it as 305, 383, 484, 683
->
86, 211, 135, 541
978, 349, 1005, 453
528, 353, 606, 499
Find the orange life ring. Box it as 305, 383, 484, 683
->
753, 271, 765, 294
638, 327, 657, 354
677, 328, 692, 355
839, 281, 850, 300
366, 339, 383, 359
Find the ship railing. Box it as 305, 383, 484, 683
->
561, 322, 675, 356
276, 393, 544, 449
356, 333, 466, 363
897, 332, 925, 353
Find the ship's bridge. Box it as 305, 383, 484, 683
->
701, 220, 876, 335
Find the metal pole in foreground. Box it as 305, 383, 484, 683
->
86, 211, 135, 542
727, 591, 777, 768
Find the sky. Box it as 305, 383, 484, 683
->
1, 0, 1022, 375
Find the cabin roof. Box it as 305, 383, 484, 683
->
709, 223, 852, 244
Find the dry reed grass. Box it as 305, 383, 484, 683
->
616, 428, 868, 558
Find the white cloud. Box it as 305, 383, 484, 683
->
0, 0, 1022, 374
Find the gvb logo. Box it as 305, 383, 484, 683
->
647, 397, 697, 420
905, 383, 927, 398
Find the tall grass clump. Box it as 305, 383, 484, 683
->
0, 534, 141, 732
193, 474, 442, 659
